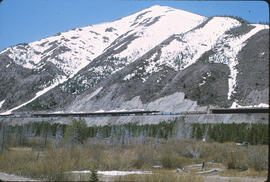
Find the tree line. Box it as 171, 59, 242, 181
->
191, 122, 268, 145
0, 119, 268, 153
0, 119, 176, 152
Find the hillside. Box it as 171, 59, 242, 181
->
0, 5, 268, 114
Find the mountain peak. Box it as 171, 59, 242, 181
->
0, 5, 268, 114
145, 5, 204, 18
148, 5, 169, 9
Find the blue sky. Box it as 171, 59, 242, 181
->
0, 0, 269, 51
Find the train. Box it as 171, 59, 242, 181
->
0, 110, 208, 118
0, 107, 267, 118
0, 110, 158, 118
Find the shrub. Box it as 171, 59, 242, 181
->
248, 145, 268, 171
131, 145, 156, 169
160, 152, 188, 169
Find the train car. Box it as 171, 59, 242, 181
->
170, 112, 180, 115
162, 112, 170, 115
0, 113, 14, 118
28, 110, 160, 118
210, 107, 269, 114
161, 112, 180, 115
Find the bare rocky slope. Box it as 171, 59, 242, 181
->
0, 5, 268, 115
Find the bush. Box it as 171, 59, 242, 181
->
160, 152, 188, 169
131, 145, 156, 169
248, 145, 268, 171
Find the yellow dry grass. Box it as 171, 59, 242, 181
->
0, 140, 267, 181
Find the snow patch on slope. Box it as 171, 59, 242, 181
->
124, 52, 161, 82
1, 5, 206, 110
7, 45, 43, 69
0, 100, 5, 108
1, 76, 67, 114
231, 102, 269, 108
4, 14, 124, 75
199, 71, 211, 86
158, 17, 241, 71
123, 72, 136, 81
88, 87, 103, 101
208, 24, 269, 100
109, 5, 206, 68
68, 170, 152, 176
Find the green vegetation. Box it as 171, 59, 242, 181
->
26, 99, 48, 110
0, 120, 268, 180
174, 55, 186, 70
193, 15, 250, 34
0, 140, 267, 181
64, 79, 89, 94
64, 118, 89, 145
26, 94, 58, 110
0, 120, 268, 153
228, 15, 250, 24
61, 56, 130, 94
197, 49, 215, 63
89, 168, 99, 182
224, 23, 255, 38
0, 119, 177, 150
191, 123, 268, 145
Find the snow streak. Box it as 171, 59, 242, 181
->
209, 24, 269, 100
1, 76, 67, 114
0, 100, 5, 109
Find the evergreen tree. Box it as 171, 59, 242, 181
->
195, 125, 203, 139
0, 123, 6, 153
89, 166, 99, 182
54, 125, 63, 147
63, 118, 88, 146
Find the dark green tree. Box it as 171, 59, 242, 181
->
89, 168, 99, 182
64, 118, 88, 145
195, 125, 203, 139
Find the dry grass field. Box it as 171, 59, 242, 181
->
0, 139, 268, 181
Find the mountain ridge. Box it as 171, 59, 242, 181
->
0, 5, 268, 114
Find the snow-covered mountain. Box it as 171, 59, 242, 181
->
0, 5, 268, 114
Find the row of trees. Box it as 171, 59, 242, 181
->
191, 122, 268, 144
0, 120, 268, 153
0, 119, 177, 151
